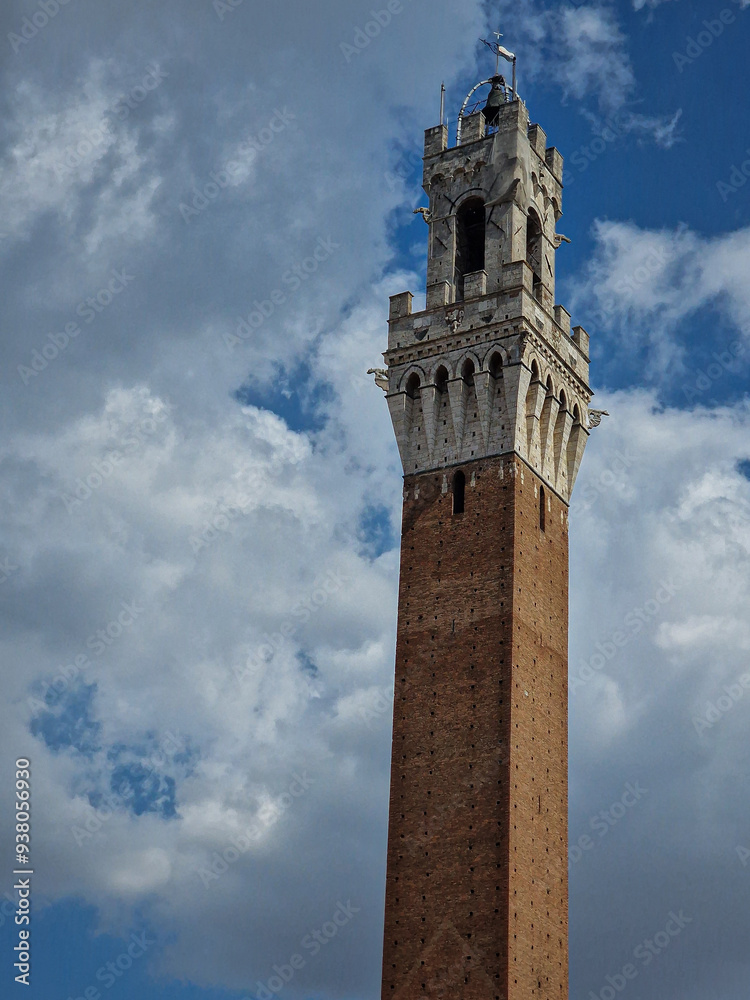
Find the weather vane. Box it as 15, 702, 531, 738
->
481, 29, 516, 78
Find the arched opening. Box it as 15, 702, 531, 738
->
455, 198, 485, 301
452, 470, 465, 515
526, 208, 543, 299
405, 372, 421, 399
461, 358, 476, 384
435, 365, 449, 393
539, 486, 546, 532
489, 352, 503, 378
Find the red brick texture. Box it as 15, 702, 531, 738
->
381, 454, 569, 1000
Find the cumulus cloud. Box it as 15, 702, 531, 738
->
568, 220, 750, 380
569, 392, 750, 996
0, 68, 169, 259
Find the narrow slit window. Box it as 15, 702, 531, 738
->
539, 486, 546, 532
453, 470, 466, 515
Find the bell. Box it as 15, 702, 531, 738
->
483, 76, 507, 126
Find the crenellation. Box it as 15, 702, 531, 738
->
573, 324, 590, 358
423, 123, 447, 157
545, 145, 564, 183
527, 122, 547, 158
554, 303, 571, 336
388, 290, 412, 321
460, 109, 487, 144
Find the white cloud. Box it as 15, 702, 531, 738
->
568, 392, 750, 990
569, 220, 750, 378
0, 72, 166, 259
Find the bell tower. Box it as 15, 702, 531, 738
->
377, 57, 593, 1000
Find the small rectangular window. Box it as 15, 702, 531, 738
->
453, 471, 465, 515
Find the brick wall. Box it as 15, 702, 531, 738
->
381, 454, 568, 1000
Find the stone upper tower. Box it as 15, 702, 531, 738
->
383, 83, 591, 495
377, 67, 593, 1000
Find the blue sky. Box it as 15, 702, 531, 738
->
1, 1, 750, 998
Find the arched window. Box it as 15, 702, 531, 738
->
435, 365, 449, 393
455, 198, 485, 301
461, 358, 475, 384
539, 485, 546, 532
452, 470, 465, 515
489, 352, 503, 378
526, 208, 543, 299
405, 372, 421, 398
